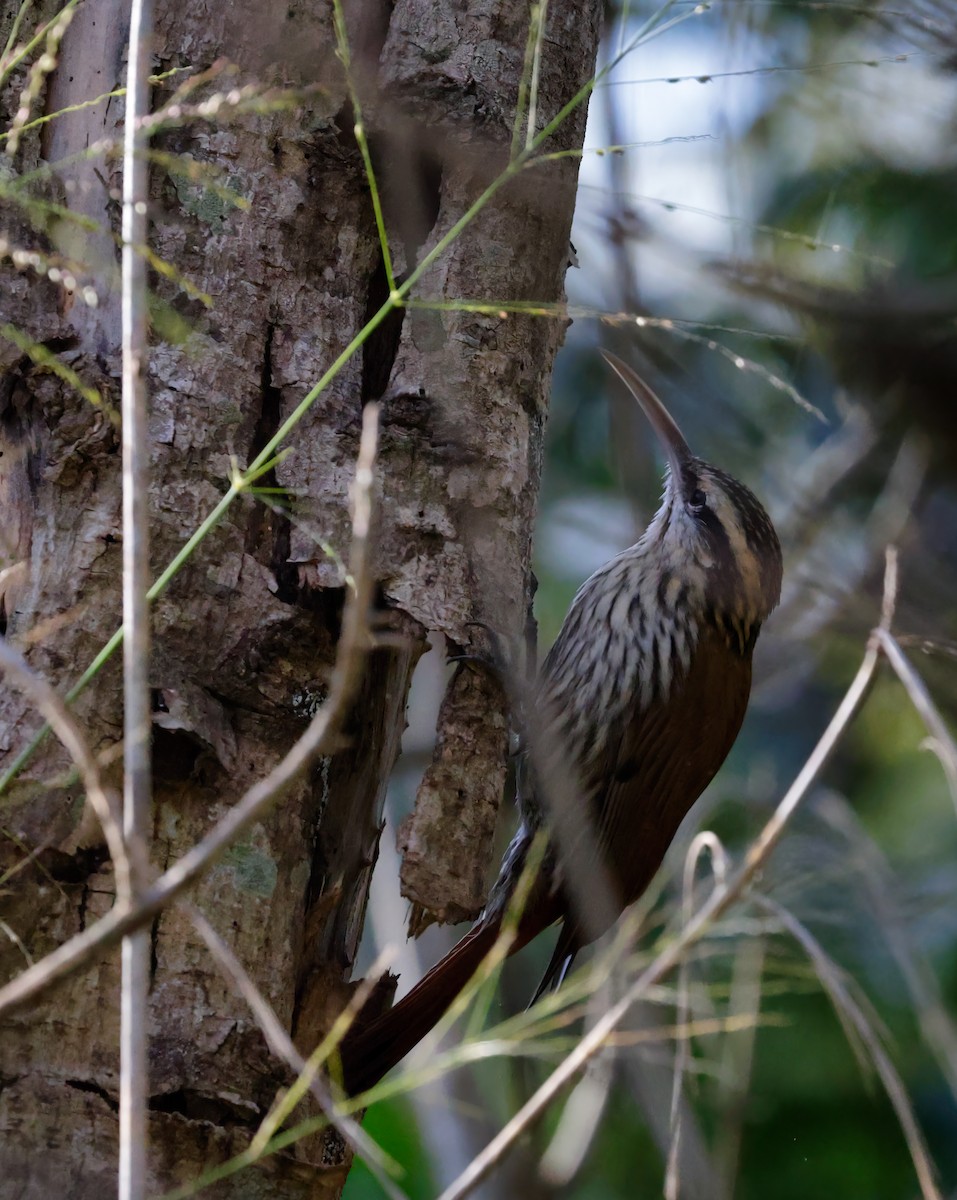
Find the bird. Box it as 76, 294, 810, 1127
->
337, 351, 783, 1096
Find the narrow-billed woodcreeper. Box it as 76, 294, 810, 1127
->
338, 352, 783, 1095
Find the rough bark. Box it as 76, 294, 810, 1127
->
0, 0, 601, 1195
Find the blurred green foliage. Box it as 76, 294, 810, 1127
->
345, 1099, 436, 1200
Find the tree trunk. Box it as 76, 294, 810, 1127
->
0, 1, 602, 1195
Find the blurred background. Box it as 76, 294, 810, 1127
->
349, 2, 957, 1197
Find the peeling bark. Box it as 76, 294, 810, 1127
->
0, 0, 602, 1195
399, 660, 509, 931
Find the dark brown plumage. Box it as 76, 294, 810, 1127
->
338, 353, 782, 1096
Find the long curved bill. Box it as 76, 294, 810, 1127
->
601, 351, 693, 482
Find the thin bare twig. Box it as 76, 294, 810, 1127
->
0, 638, 129, 897
819, 794, 957, 1110
185, 905, 407, 1200
119, 2, 154, 1195
715, 934, 765, 1195
665, 833, 728, 1200
435, 554, 895, 1200
876, 627, 957, 819
0, 918, 33, 966
758, 896, 942, 1200
538, 1053, 612, 1185
0, 403, 382, 1017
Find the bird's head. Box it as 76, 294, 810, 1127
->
604, 352, 783, 651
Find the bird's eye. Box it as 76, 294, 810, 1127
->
689, 488, 707, 512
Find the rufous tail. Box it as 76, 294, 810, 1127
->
337, 916, 530, 1097
338, 907, 566, 1099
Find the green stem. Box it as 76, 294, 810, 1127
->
0, 0, 80, 93
331, 0, 396, 294
511, 2, 542, 161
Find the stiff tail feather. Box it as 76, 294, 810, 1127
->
337, 919, 505, 1097
529, 918, 578, 1006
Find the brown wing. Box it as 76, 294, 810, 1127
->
581, 627, 752, 930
